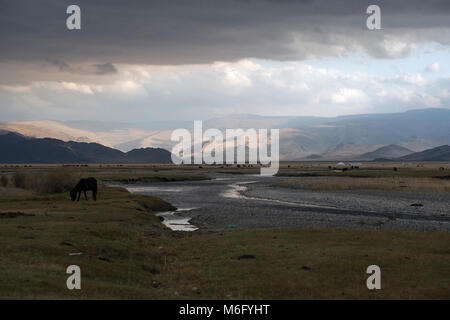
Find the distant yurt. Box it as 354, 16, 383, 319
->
350, 162, 362, 166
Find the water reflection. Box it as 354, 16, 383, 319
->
156, 208, 199, 231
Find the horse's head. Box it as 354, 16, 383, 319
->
70, 189, 77, 201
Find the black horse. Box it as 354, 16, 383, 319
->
70, 178, 97, 201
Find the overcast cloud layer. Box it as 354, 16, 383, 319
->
2, 0, 450, 65
0, 0, 449, 121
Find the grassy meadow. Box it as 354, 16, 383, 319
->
0, 163, 449, 299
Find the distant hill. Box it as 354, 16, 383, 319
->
306, 142, 380, 161
1, 108, 450, 160
359, 144, 413, 160
0, 132, 173, 164
304, 154, 322, 159
126, 147, 174, 163
0, 120, 97, 143
394, 145, 450, 161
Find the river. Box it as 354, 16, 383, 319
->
124, 173, 450, 232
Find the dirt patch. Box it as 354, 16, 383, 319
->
0, 187, 34, 196
238, 254, 255, 260
0, 212, 35, 219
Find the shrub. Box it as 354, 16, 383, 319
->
11, 168, 79, 193
12, 172, 27, 188
0, 175, 9, 187
26, 168, 79, 193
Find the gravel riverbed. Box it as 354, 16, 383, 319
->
125, 173, 450, 232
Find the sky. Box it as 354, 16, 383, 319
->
0, 0, 449, 122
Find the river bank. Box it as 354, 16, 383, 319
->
124, 173, 450, 232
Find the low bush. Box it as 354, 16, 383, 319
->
0, 175, 9, 187
12, 172, 27, 189
12, 168, 80, 194
27, 168, 79, 193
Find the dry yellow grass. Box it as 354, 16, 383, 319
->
275, 176, 450, 192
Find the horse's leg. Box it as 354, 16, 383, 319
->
93, 190, 97, 201
77, 191, 81, 201
84, 190, 88, 200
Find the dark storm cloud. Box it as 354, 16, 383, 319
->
0, 0, 449, 65
45, 58, 71, 71
94, 62, 117, 75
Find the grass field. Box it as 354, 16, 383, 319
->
275, 176, 450, 192
1, 161, 449, 179
0, 182, 449, 299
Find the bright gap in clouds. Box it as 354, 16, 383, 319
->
0, 47, 449, 122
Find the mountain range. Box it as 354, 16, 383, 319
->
1, 108, 449, 161
0, 132, 172, 164
0, 131, 448, 164
394, 145, 450, 161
